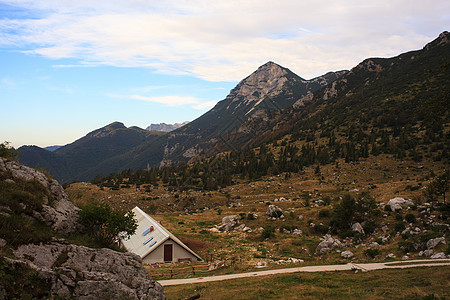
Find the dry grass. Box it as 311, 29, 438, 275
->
163, 266, 450, 300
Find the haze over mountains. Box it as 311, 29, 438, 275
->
17, 32, 450, 183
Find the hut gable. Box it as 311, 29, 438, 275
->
122, 207, 202, 264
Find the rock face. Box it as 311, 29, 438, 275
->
266, 205, 284, 218
315, 235, 342, 255
13, 243, 165, 299
0, 158, 80, 233
386, 197, 414, 211
146, 122, 189, 132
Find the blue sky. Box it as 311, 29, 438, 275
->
0, 1, 449, 148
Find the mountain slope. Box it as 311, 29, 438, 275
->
18, 122, 165, 182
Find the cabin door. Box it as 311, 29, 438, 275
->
164, 244, 173, 262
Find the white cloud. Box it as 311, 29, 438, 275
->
1, 0, 449, 80
108, 93, 215, 110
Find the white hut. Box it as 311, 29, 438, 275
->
122, 206, 202, 264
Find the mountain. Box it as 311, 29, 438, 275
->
20, 30, 449, 183
146, 121, 189, 132
44, 145, 62, 152
18, 122, 165, 182
138, 62, 347, 165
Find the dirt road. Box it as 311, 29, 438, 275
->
158, 259, 450, 286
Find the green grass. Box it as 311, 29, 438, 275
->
163, 267, 450, 299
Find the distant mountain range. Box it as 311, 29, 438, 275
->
17, 31, 450, 183
146, 122, 189, 132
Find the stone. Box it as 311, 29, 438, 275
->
387, 197, 414, 211
369, 242, 380, 248
430, 252, 446, 259
298, 215, 303, 221
292, 229, 302, 235
426, 237, 446, 249
351, 222, 365, 235
315, 234, 342, 255
381, 225, 389, 233
0, 238, 6, 248
341, 250, 354, 259
386, 253, 395, 259
402, 255, 409, 261
255, 261, 268, 268
209, 227, 220, 233
218, 215, 239, 232
12, 242, 165, 299
266, 205, 283, 218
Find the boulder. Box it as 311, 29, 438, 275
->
430, 252, 447, 259
13, 242, 165, 299
419, 249, 434, 257
341, 250, 354, 259
351, 222, 365, 235
426, 237, 446, 249
266, 205, 284, 218
218, 215, 239, 232
292, 229, 303, 235
315, 234, 342, 255
386, 197, 414, 211
0, 238, 6, 248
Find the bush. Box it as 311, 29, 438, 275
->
405, 213, 416, 223
78, 201, 137, 247
384, 205, 392, 211
261, 225, 275, 240
395, 222, 406, 232
318, 209, 331, 218
364, 248, 381, 258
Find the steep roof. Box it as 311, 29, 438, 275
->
122, 207, 202, 261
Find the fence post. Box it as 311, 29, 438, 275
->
192, 266, 195, 275
170, 269, 173, 279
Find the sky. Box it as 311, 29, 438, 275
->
0, 1, 449, 148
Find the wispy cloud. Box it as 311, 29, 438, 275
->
1, 0, 448, 80
108, 93, 216, 110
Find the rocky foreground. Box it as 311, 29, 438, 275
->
0, 158, 165, 299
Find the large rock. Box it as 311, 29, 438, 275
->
218, 215, 239, 232
430, 252, 447, 259
315, 234, 342, 255
351, 222, 365, 235
13, 243, 165, 299
266, 205, 284, 218
341, 250, 354, 259
426, 237, 446, 249
0, 158, 80, 233
386, 197, 414, 211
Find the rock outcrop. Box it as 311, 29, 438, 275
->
266, 205, 284, 219
218, 215, 239, 232
0, 158, 80, 233
386, 197, 414, 211
13, 243, 164, 299
315, 235, 342, 255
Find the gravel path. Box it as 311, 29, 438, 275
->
158, 259, 450, 286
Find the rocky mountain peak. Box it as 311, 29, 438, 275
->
226, 61, 298, 105
424, 31, 450, 50
87, 121, 126, 138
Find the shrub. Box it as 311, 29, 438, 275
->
261, 225, 275, 240
395, 222, 406, 232
384, 205, 392, 211
318, 209, 331, 218
405, 213, 416, 223
78, 201, 137, 247
364, 248, 381, 258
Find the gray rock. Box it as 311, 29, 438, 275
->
218, 215, 239, 232
315, 234, 342, 255
13, 242, 165, 299
0, 158, 80, 234
426, 237, 446, 249
430, 252, 446, 259
402, 255, 409, 260
341, 250, 354, 259
369, 242, 380, 248
352, 222, 365, 235
0, 238, 6, 248
266, 205, 283, 218
292, 229, 302, 235
419, 249, 434, 257
387, 197, 414, 211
